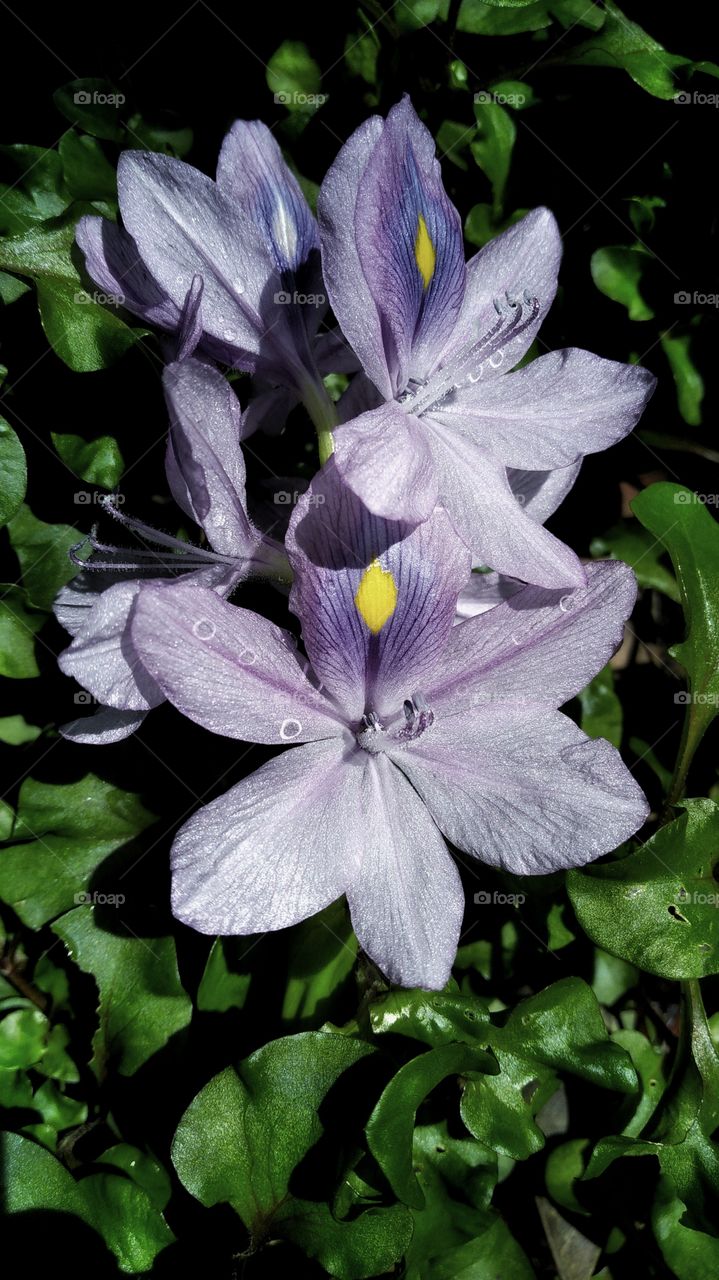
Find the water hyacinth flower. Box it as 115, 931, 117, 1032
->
76, 121, 348, 418
318, 96, 656, 587
129, 465, 647, 989
57, 357, 288, 744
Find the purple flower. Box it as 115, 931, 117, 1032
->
129, 465, 647, 989
318, 97, 656, 587
76, 121, 345, 412
56, 357, 288, 744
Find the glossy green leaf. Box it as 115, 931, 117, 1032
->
58, 130, 117, 203
0, 584, 42, 677
51, 431, 124, 488
591, 519, 680, 601
196, 937, 252, 1013
652, 1178, 719, 1278
0, 1007, 49, 1068
660, 330, 704, 427
53, 906, 191, 1076
0, 774, 155, 929
53, 79, 126, 141
457, 0, 550, 35
173, 1032, 411, 1276
0, 714, 42, 744
579, 665, 622, 748
558, 1, 706, 99
471, 99, 515, 215
80, 1171, 175, 1271
0, 271, 31, 303
591, 246, 654, 320
6, 504, 80, 609
0, 414, 26, 526
97, 1143, 172, 1211
0, 217, 148, 370
267, 42, 324, 113
282, 900, 358, 1026
568, 800, 719, 979
633, 482, 719, 751
367, 1042, 497, 1207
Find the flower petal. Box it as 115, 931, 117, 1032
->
162, 358, 256, 558
446, 207, 562, 376
287, 459, 470, 721
431, 559, 636, 710
171, 739, 358, 933
454, 570, 524, 623
508, 460, 581, 524
75, 215, 179, 329
318, 115, 391, 397
346, 753, 464, 990
353, 97, 466, 392
60, 707, 146, 744
389, 708, 648, 875
216, 120, 319, 274
333, 401, 438, 523
58, 581, 163, 711
427, 420, 585, 587
130, 579, 345, 743
117, 151, 282, 371
433, 349, 657, 469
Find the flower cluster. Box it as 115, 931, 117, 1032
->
57, 97, 655, 988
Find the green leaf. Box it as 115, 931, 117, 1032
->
53, 80, 126, 141
344, 27, 380, 85
460, 979, 637, 1161
557, 1, 699, 99
0, 270, 31, 303
0, 773, 155, 928
471, 99, 516, 215
0, 584, 43, 678
590, 519, 680, 601
591, 246, 654, 320
0, 714, 42, 744
7, 504, 80, 609
579, 664, 623, 748
0, 414, 27, 526
545, 1139, 592, 1214
172, 1032, 412, 1276
267, 42, 324, 113
97, 1143, 172, 1211
0, 1007, 49, 1068
652, 1178, 719, 1278
568, 800, 719, 979
660, 330, 704, 427
124, 114, 194, 157
29, 1078, 87, 1141
196, 937, 253, 1013
35, 1023, 80, 1083
404, 1121, 498, 1276
633, 482, 719, 750
51, 431, 124, 488
80, 1171, 174, 1272
53, 906, 191, 1076
58, 130, 117, 203
0, 145, 69, 234
282, 899, 358, 1026
395, 0, 449, 31
0, 217, 148, 371
369, 988, 491, 1047
366, 1042, 497, 1207
2, 1131, 173, 1272
457, 0, 550, 35
430, 1215, 537, 1279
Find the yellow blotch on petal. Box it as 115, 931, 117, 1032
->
355, 559, 398, 634
414, 213, 436, 289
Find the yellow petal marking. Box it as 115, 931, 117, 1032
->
355, 559, 398, 634
414, 213, 436, 289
